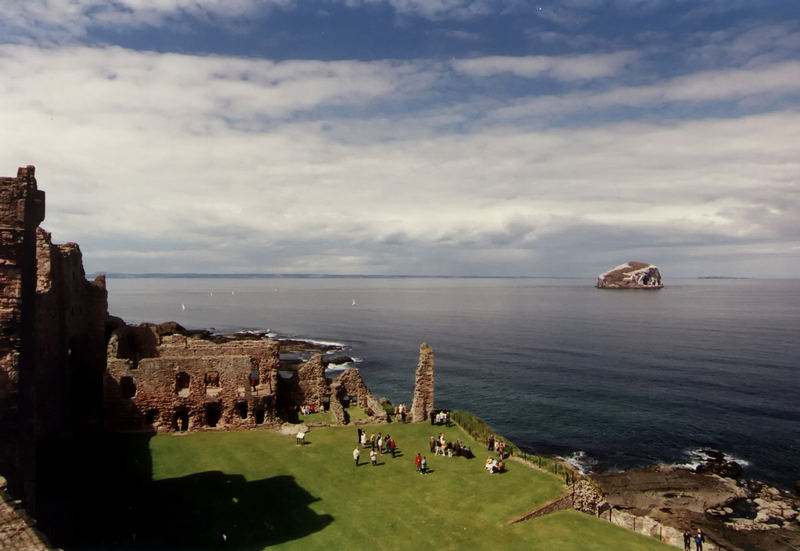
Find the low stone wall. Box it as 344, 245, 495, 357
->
572, 479, 719, 550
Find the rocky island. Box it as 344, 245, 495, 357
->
597, 261, 663, 289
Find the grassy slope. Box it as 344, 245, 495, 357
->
142, 420, 675, 551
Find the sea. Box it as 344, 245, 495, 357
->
106, 276, 800, 490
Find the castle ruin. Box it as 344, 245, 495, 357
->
0, 165, 432, 547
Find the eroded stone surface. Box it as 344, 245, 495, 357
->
584, 466, 800, 551
1, 166, 108, 512
104, 328, 388, 432
410, 342, 434, 423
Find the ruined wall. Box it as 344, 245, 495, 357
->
410, 342, 434, 422
335, 368, 387, 422
285, 354, 327, 409
0, 167, 44, 501
0, 166, 108, 512
104, 330, 391, 431
105, 329, 281, 431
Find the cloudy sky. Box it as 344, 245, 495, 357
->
2, 0, 799, 277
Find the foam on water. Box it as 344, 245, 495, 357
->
565, 450, 599, 475
672, 448, 751, 471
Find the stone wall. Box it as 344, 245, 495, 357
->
0, 167, 44, 503
335, 368, 387, 422
104, 331, 389, 431
410, 342, 434, 422
105, 329, 282, 431
0, 166, 109, 513
571, 479, 718, 550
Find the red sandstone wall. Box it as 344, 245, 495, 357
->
104, 330, 282, 431
0, 166, 108, 512
411, 342, 434, 422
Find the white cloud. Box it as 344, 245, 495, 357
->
1, 43, 799, 277
488, 60, 800, 121
0, 0, 295, 39
452, 51, 638, 80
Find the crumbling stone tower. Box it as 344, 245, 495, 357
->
0, 166, 108, 512
410, 342, 434, 422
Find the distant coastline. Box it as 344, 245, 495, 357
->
696, 276, 751, 280
95, 273, 585, 280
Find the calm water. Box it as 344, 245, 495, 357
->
107, 277, 800, 489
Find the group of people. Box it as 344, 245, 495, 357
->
429, 433, 473, 458
350, 427, 507, 477
432, 410, 450, 425
392, 404, 408, 423
354, 428, 398, 465
299, 404, 316, 415
684, 529, 705, 551
484, 456, 506, 474
414, 453, 428, 474
486, 435, 508, 458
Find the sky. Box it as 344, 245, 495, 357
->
1, 0, 799, 278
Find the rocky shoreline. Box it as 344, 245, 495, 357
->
576, 454, 800, 551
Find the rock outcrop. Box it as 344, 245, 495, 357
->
410, 342, 434, 423
596, 261, 663, 289
583, 466, 800, 551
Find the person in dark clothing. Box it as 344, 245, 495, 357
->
694, 529, 704, 551
488, 435, 495, 451
683, 531, 691, 551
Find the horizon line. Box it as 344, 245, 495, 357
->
91, 272, 757, 280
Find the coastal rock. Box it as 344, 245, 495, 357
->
587, 466, 800, 551
695, 450, 743, 479
596, 261, 663, 289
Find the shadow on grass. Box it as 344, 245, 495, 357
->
136, 471, 333, 549
34, 433, 332, 550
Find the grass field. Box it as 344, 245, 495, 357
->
125, 420, 677, 550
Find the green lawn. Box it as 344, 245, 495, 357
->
133, 421, 675, 551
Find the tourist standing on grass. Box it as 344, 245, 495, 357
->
488, 435, 494, 451
415, 453, 422, 473
377, 434, 383, 454
370, 433, 376, 450
360, 431, 367, 448
353, 447, 360, 466
357, 427, 362, 445
694, 529, 704, 551
389, 438, 396, 458
370, 449, 377, 466
421, 456, 427, 474
683, 531, 691, 550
